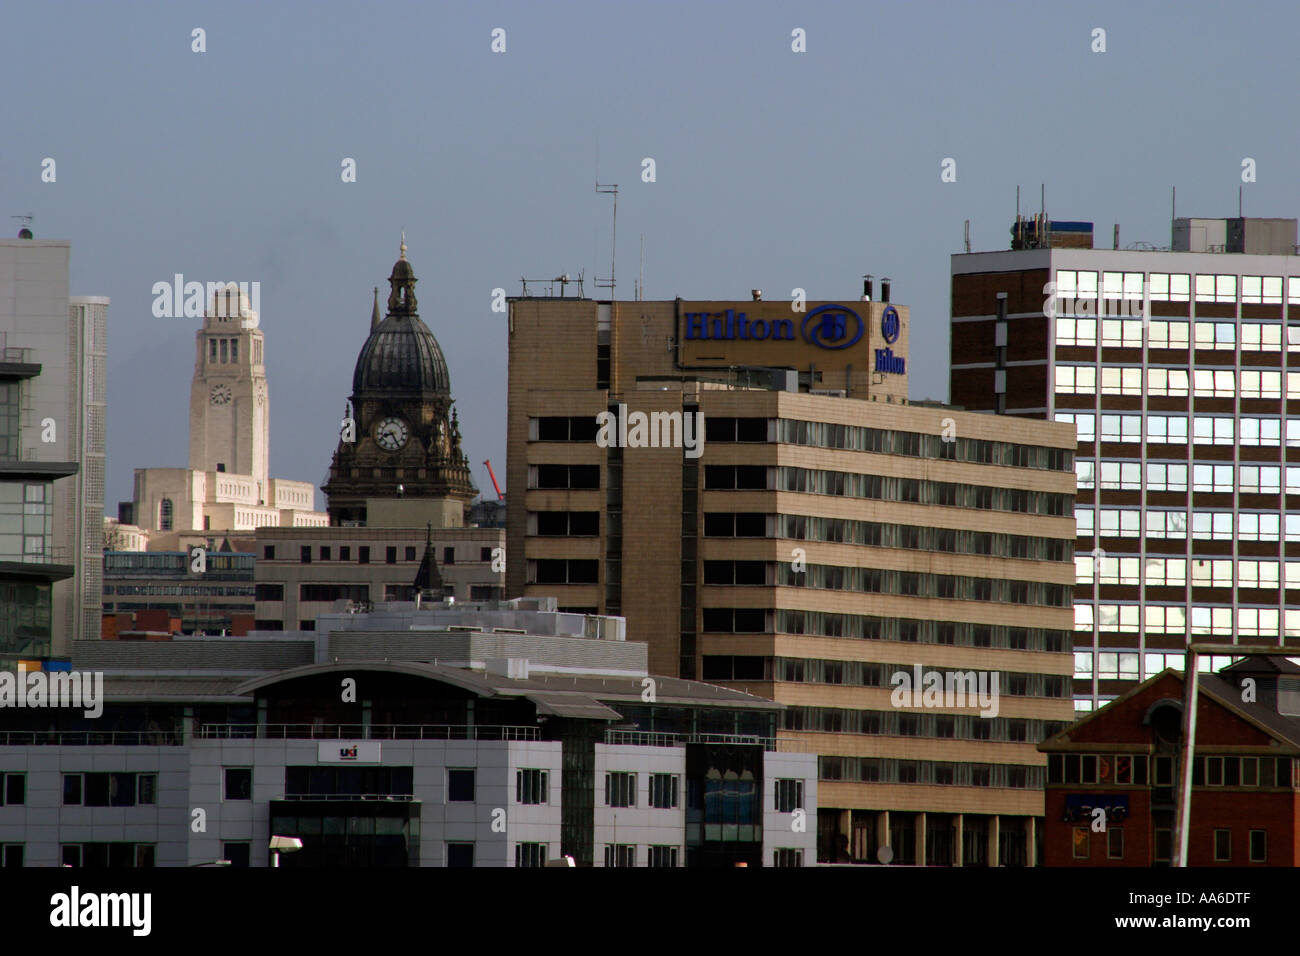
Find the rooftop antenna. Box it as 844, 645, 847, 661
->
963, 219, 971, 253
638, 233, 645, 301
595, 183, 618, 297
1239, 185, 1243, 218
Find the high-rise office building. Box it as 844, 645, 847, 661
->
951, 214, 1300, 713
508, 289, 1078, 864
0, 237, 107, 656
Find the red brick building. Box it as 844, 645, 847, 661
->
1039, 656, 1300, 866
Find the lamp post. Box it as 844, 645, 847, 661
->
269, 835, 303, 868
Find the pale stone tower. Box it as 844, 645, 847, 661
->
188, 284, 270, 501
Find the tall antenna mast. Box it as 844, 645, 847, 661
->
596, 183, 618, 297
638, 234, 645, 300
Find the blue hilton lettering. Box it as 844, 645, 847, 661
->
874, 347, 905, 374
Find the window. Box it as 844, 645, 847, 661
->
447, 769, 475, 802
319, 546, 330, 561
386, 547, 397, 565
775, 778, 803, 813
223, 842, 251, 867
1148, 320, 1189, 349
443, 547, 455, 565
300, 545, 311, 564
209, 338, 218, 362
405, 546, 417, 561
515, 843, 547, 867
220, 339, 228, 363
1214, 829, 1231, 862
649, 773, 679, 809
481, 547, 493, 561
1, 773, 24, 806
1154, 828, 1172, 863
63, 773, 148, 807
604, 844, 636, 868
1, 845, 22, 867
447, 843, 475, 867
225, 768, 252, 801
648, 845, 678, 867
1107, 827, 1124, 860
61, 843, 155, 868
1147, 368, 1190, 396
516, 769, 548, 805
263, 545, 275, 560
1054, 366, 1096, 394
359, 546, 370, 564
159, 498, 173, 532
230, 339, 238, 363
137, 774, 156, 806
339, 546, 350, 561
1249, 830, 1267, 863
606, 772, 636, 808
773, 848, 804, 867
1072, 827, 1090, 859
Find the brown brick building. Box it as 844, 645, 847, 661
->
507, 290, 1079, 864
1040, 655, 1300, 866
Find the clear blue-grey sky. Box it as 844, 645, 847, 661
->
4, 0, 1296, 512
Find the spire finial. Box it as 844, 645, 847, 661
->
400, 231, 407, 259
371, 287, 381, 330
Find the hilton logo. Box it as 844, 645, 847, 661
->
874, 348, 905, 374
683, 304, 866, 351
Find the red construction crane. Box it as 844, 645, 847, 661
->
483, 459, 504, 501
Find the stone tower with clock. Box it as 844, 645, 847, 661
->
188, 284, 270, 500
322, 240, 477, 528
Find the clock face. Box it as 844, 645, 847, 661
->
209, 384, 232, 406
374, 416, 409, 451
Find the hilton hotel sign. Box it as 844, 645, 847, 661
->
677, 299, 908, 395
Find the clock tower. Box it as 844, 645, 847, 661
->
188, 284, 269, 498
322, 239, 476, 527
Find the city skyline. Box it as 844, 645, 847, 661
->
6, 0, 1298, 512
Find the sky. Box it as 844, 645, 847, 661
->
4, 0, 1298, 512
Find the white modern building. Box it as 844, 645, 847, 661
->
0, 598, 818, 867
0, 236, 107, 655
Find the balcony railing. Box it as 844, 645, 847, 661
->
603, 730, 783, 750
278, 793, 417, 802
0, 730, 182, 746
198, 723, 541, 741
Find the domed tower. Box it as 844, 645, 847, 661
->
322, 237, 476, 527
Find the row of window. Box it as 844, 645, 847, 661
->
1074, 827, 1268, 863
1055, 270, 1300, 304
104, 584, 255, 598
63, 773, 156, 807
1057, 364, 1300, 397
287, 544, 478, 565
819, 757, 1044, 789
776, 419, 1072, 471
773, 467, 1074, 517
727, 608, 1072, 653
1076, 555, 1300, 589
784, 705, 1069, 742
1077, 461, 1300, 495
756, 561, 1071, 608
1077, 507, 1300, 541
208, 336, 240, 364
713, 656, 1070, 699
1056, 317, 1300, 351
1075, 602, 1300, 637
1058, 411, 1300, 446
603, 772, 681, 809
1048, 754, 1296, 788
698, 511, 1070, 563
